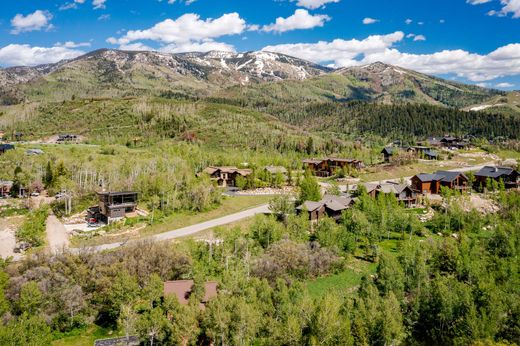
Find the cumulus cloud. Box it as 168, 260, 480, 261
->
54, 41, 92, 48
10, 10, 53, 34
496, 82, 514, 87
262, 9, 330, 33
467, 0, 492, 4
93, 0, 107, 9
262, 32, 520, 82
362, 17, 379, 24
0, 44, 84, 67
407, 33, 427, 41
469, 0, 520, 18
294, 0, 340, 9
108, 13, 245, 45
161, 40, 235, 53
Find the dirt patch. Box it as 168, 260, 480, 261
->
456, 194, 499, 214
0, 216, 24, 260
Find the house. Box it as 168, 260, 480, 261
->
296, 194, 355, 221
474, 166, 519, 190
423, 149, 439, 160
440, 136, 470, 149
0, 181, 13, 197
164, 280, 218, 308
202, 166, 252, 187
0, 144, 14, 155
363, 182, 417, 207
406, 146, 431, 155
381, 147, 395, 163
411, 171, 469, 194
303, 158, 363, 177
96, 191, 138, 223
264, 166, 287, 176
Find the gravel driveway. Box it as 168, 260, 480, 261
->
46, 214, 70, 254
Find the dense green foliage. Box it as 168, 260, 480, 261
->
15, 206, 48, 247
1, 190, 519, 345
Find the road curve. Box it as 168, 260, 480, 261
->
72, 204, 270, 253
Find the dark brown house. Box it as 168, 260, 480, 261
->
202, 166, 252, 187
97, 191, 138, 223
303, 158, 363, 177
296, 194, 355, 221
411, 171, 469, 194
474, 166, 519, 190
381, 147, 395, 163
164, 280, 218, 309
0, 144, 14, 155
364, 182, 417, 207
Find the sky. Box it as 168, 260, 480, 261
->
0, 0, 519, 90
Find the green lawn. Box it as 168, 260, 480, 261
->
306, 259, 377, 298
52, 326, 122, 346
72, 195, 272, 246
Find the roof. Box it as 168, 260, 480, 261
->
296, 201, 324, 212
164, 280, 218, 305
303, 159, 323, 165
203, 166, 252, 176
264, 166, 287, 174
98, 191, 138, 197
441, 136, 458, 142
381, 147, 394, 155
0, 144, 14, 150
475, 166, 517, 178
0, 180, 13, 186
424, 150, 438, 157
414, 171, 467, 183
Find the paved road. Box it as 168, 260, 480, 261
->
72, 204, 271, 253
46, 214, 70, 254
69, 161, 497, 254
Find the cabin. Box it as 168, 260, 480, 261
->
97, 191, 138, 223
381, 147, 394, 163
411, 171, 469, 194
474, 166, 519, 190
363, 182, 417, 207
164, 280, 218, 309
264, 166, 287, 176
423, 149, 439, 160
202, 166, 252, 187
0, 144, 14, 155
296, 194, 355, 221
440, 136, 470, 149
0, 181, 13, 197
303, 158, 363, 177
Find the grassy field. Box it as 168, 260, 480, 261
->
52, 325, 122, 346
306, 258, 377, 298
72, 195, 272, 246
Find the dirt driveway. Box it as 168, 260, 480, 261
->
0, 216, 24, 260
46, 214, 70, 254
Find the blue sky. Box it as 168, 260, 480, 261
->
0, 0, 519, 89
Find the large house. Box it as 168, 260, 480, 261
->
296, 194, 355, 221
164, 280, 218, 309
202, 166, 252, 187
474, 166, 519, 190
364, 182, 417, 207
96, 191, 138, 223
303, 158, 363, 177
411, 171, 469, 194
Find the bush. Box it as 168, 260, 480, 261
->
16, 206, 49, 247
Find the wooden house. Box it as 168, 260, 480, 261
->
303, 158, 363, 177
164, 280, 218, 309
202, 166, 252, 187
474, 166, 519, 190
296, 194, 355, 221
363, 182, 417, 207
381, 147, 395, 163
411, 171, 469, 194
97, 191, 138, 223
264, 166, 287, 176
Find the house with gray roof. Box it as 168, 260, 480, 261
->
474, 166, 519, 189
296, 194, 355, 221
411, 170, 469, 194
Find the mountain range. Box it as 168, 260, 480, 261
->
1, 48, 518, 115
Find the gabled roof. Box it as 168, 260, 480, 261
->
203, 166, 252, 176
264, 166, 287, 174
381, 147, 394, 155
303, 159, 323, 164
475, 166, 517, 178
435, 170, 468, 183
164, 280, 218, 305
424, 150, 438, 157
296, 201, 324, 212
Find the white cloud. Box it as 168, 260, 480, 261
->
108, 13, 246, 46
405, 18, 413, 24
294, 0, 340, 10
54, 41, 92, 48
161, 40, 235, 53
262, 9, 330, 33
467, 0, 492, 4
496, 82, 514, 87
59, 0, 85, 10
10, 10, 53, 34
98, 14, 110, 21
262, 32, 520, 82
413, 34, 426, 41
362, 17, 379, 24
0, 44, 84, 67
93, 0, 107, 9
